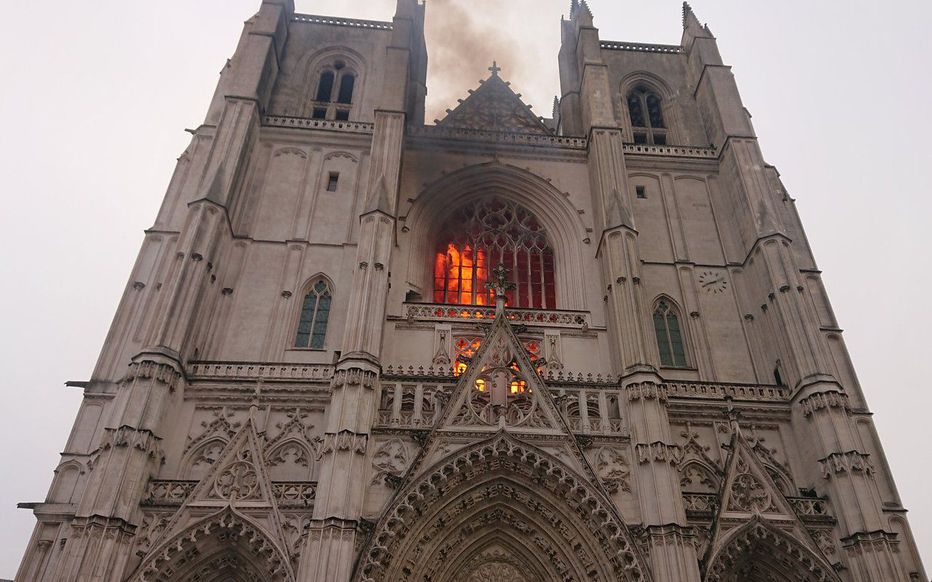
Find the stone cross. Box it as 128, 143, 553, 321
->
488, 61, 501, 77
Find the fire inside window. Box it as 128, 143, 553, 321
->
433, 198, 556, 309
453, 336, 542, 395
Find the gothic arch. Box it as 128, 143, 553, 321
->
704, 519, 841, 582
290, 274, 335, 350
679, 459, 721, 493
651, 294, 692, 368
265, 436, 316, 480
299, 46, 366, 118
183, 437, 230, 480
404, 163, 590, 310
129, 508, 294, 582
619, 72, 679, 144
353, 432, 649, 582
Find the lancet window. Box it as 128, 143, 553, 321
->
433, 198, 556, 309
653, 298, 687, 367
294, 279, 332, 349
311, 60, 356, 121
627, 85, 667, 145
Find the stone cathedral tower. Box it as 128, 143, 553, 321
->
15, 1, 927, 581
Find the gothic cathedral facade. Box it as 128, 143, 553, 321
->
15, 1, 927, 581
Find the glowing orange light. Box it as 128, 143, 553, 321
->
434, 243, 490, 306
475, 379, 487, 392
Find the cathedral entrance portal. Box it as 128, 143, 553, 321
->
354, 433, 649, 582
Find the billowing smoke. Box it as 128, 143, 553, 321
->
422, 0, 564, 123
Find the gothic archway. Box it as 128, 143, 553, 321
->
354, 432, 649, 582
403, 162, 590, 310
129, 508, 295, 582
704, 519, 841, 582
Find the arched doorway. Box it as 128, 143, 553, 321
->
354, 432, 649, 582
128, 509, 294, 582
704, 520, 841, 582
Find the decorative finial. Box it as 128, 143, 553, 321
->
485, 264, 515, 315
682, 1, 692, 29
488, 61, 501, 77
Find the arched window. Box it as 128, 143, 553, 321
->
295, 279, 332, 349
653, 298, 687, 367
627, 86, 667, 145
433, 198, 556, 309
311, 60, 356, 120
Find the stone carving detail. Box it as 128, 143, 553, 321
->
134, 513, 170, 557
810, 529, 837, 557
332, 369, 377, 390
626, 382, 669, 402
320, 430, 368, 455
464, 562, 528, 582
144, 480, 316, 507
819, 451, 874, 479
727, 457, 777, 513
185, 407, 242, 453
800, 390, 851, 417
124, 360, 184, 392
371, 439, 409, 486
356, 433, 646, 582
213, 449, 261, 501
634, 442, 682, 465
89, 427, 164, 470
595, 447, 631, 493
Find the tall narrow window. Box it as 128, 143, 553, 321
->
295, 280, 332, 349
627, 86, 667, 145
316, 71, 335, 103
337, 74, 355, 104
653, 299, 687, 367
433, 198, 556, 309
326, 172, 339, 192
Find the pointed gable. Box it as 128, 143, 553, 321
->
436, 64, 553, 135
440, 313, 566, 434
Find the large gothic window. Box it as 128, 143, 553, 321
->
295, 279, 332, 349
433, 198, 556, 309
627, 85, 667, 145
653, 298, 687, 367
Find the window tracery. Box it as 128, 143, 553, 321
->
311, 60, 356, 120
627, 85, 667, 145
294, 279, 332, 349
433, 198, 556, 309
653, 298, 687, 367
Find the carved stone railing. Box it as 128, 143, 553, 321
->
623, 143, 718, 159
292, 14, 393, 30
789, 497, 833, 521
600, 41, 683, 54
410, 125, 588, 150
664, 381, 791, 402
683, 493, 833, 523
262, 115, 375, 134
402, 302, 592, 329
143, 480, 317, 508
188, 362, 335, 382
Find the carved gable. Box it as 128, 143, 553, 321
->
439, 314, 565, 434
436, 66, 552, 135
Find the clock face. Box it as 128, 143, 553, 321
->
698, 271, 728, 294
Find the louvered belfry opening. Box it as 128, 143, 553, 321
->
433, 197, 556, 309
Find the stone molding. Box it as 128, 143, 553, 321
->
799, 390, 851, 417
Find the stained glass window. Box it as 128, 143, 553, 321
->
433, 198, 556, 309
295, 280, 332, 349
653, 299, 687, 367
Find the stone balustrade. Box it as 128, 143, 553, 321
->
143, 480, 317, 508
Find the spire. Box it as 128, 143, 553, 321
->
569, 0, 592, 23
681, 1, 714, 47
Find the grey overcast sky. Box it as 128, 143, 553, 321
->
1, 0, 930, 576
